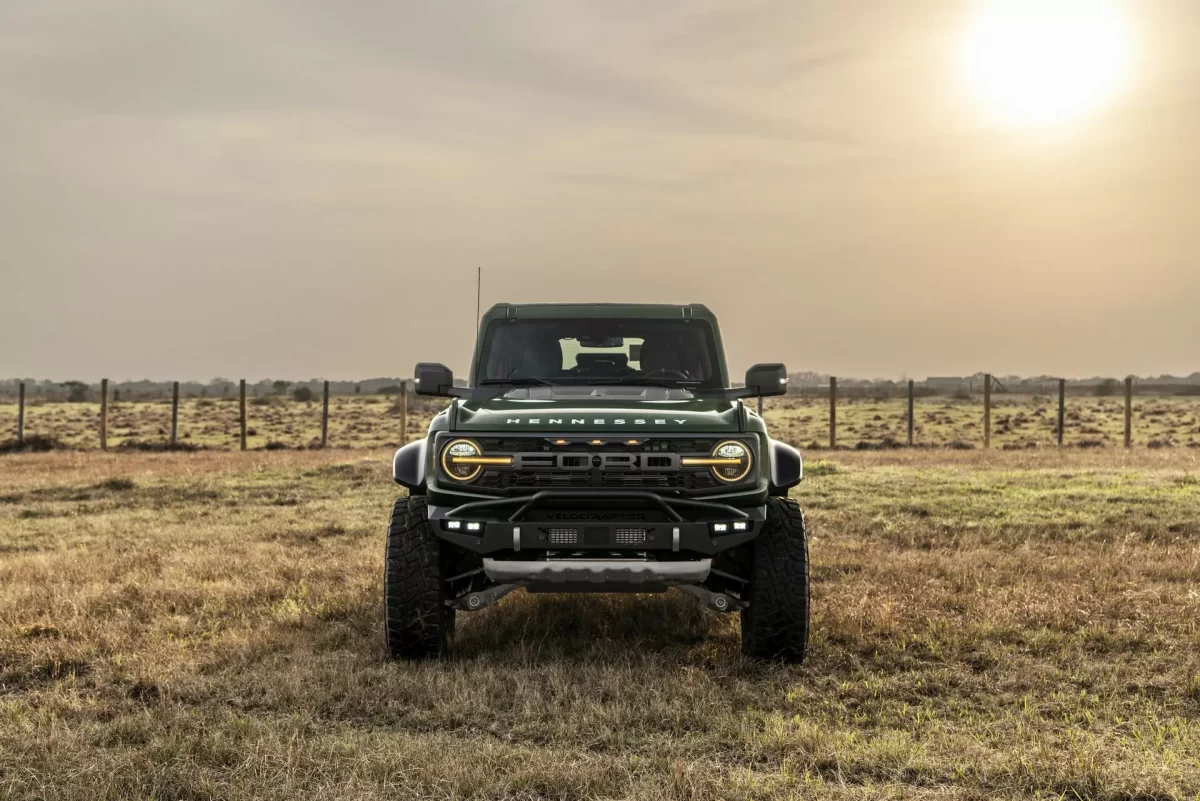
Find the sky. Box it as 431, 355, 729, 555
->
3, 0, 1199, 382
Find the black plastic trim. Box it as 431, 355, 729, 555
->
392, 439, 428, 491
768, 439, 803, 494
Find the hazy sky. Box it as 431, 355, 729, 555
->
4, 1, 1199, 382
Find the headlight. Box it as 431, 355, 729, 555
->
710, 440, 752, 483
440, 438, 512, 482
681, 440, 753, 483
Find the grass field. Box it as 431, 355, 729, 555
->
765, 394, 1200, 450
4, 394, 1200, 452
2, 448, 1198, 799
0, 396, 441, 450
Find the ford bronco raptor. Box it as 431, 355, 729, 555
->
386, 303, 808, 660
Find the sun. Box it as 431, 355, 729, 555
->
961, 0, 1131, 128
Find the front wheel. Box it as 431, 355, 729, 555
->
383, 496, 453, 659
740, 496, 810, 662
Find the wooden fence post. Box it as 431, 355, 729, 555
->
1124, 376, 1133, 448
170, 381, 179, 447
239, 379, 247, 451
17, 382, 25, 445
907, 379, 915, 446
829, 377, 837, 449
399, 380, 409, 446
321, 380, 330, 448
983, 374, 991, 449
99, 378, 108, 451
1058, 378, 1066, 447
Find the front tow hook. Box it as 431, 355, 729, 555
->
448, 583, 520, 611
677, 585, 746, 613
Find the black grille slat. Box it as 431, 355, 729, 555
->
477, 471, 718, 490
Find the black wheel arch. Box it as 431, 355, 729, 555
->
767, 438, 803, 496
393, 439, 428, 493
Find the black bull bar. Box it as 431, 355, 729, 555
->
429, 490, 760, 556
444, 489, 751, 524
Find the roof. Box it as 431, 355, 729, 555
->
483, 303, 713, 320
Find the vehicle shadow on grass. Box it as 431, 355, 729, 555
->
448, 588, 738, 663
172, 586, 795, 736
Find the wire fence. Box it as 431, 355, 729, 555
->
2, 375, 1198, 453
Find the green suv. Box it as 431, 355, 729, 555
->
386, 303, 808, 660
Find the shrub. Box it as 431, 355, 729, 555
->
0, 435, 64, 454
292, 386, 315, 403
62, 381, 88, 403
1095, 379, 1121, 397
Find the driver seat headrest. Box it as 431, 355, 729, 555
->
638, 337, 681, 374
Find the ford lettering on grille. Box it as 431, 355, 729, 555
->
512, 452, 681, 472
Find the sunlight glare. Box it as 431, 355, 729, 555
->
961, 0, 1131, 128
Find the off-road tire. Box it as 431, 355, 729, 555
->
740, 496, 810, 662
384, 496, 453, 659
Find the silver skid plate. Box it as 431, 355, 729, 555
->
482, 558, 711, 585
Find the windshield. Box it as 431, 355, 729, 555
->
476, 319, 722, 388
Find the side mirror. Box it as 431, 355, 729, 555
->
414, 362, 461, 397
744, 363, 788, 397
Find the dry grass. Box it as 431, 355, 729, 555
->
1, 448, 1199, 799
766, 394, 1200, 450
4, 394, 1200, 452
0, 396, 443, 450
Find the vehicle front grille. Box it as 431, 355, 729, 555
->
452, 436, 748, 494
476, 471, 719, 491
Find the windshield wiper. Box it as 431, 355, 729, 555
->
586, 377, 702, 389
477, 377, 557, 387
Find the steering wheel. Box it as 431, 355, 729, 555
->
641, 367, 691, 380
568, 359, 616, 377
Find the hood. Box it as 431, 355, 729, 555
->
454, 392, 742, 434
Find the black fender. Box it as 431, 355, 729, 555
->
768, 439, 803, 495
393, 439, 428, 493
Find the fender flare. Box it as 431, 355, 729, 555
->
393, 439, 428, 492
768, 439, 803, 495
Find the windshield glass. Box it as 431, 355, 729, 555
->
476, 319, 721, 388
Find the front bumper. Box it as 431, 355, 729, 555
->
428, 489, 763, 555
